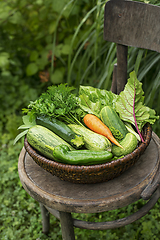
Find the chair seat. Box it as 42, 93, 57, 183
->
18, 132, 160, 214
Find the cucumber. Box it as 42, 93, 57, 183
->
68, 124, 112, 151
100, 106, 128, 140
27, 125, 74, 160
36, 115, 84, 149
47, 144, 113, 165
112, 133, 138, 157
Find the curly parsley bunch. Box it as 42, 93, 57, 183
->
23, 84, 82, 124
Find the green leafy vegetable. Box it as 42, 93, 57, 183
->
116, 71, 159, 142
78, 85, 118, 117
23, 84, 82, 124
77, 72, 159, 143
15, 73, 159, 145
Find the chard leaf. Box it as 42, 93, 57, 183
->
116, 71, 159, 141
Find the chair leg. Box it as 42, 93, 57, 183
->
39, 203, 50, 234
59, 211, 75, 240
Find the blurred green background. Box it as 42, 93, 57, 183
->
1, 0, 160, 239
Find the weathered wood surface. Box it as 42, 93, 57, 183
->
18, 133, 160, 214
39, 203, 50, 233
104, 0, 160, 53
59, 211, 75, 240
116, 44, 128, 94
44, 187, 160, 230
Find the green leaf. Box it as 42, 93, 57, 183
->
52, 0, 69, 14
50, 69, 64, 84
22, 84, 80, 124
61, 44, 71, 55
48, 21, 57, 34
116, 71, 159, 132
36, 0, 43, 5
0, 4, 11, 22
78, 85, 118, 117
22, 115, 36, 125
18, 125, 31, 130
78, 94, 101, 117
9, 11, 23, 24
0, 52, 10, 69
30, 51, 39, 61
13, 129, 28, 145
14, 115, 36, 144
26, 63, 38, 76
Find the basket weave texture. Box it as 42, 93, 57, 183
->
24, 123, 152, 184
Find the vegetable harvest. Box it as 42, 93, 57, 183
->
78, 71, 159, 140
100, 106, 128, 140
27, 125, 75, 160
36, 115, 84, 149
46, 144, 113, 165
83, 114, 123, 149
112, 133, 138, 157
15, 71, 159, 167
68, 124, 112, 151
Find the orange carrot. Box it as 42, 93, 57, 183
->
83, 114, 123, 148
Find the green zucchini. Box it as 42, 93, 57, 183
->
112, 133, 138, 157
36, 115, 84, 149
46, 144, 113, 165
100, 106, 128, 140
27, 125, 74, 160
68, 124, 112, 151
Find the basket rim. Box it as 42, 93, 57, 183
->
24, 123, 152, 172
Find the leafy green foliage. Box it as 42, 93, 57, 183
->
23, 84, 81, 124
78, 85, 118, 117
116, 71, 159, 137
1, 0, 160, 238
0, 0, 99, 132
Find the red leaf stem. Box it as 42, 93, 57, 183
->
133, 82, 144, 142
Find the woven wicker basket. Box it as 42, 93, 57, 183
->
24, 123, 152, 184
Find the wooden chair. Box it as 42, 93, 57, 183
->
18, 1, 160, 239
104, 0, 160, 94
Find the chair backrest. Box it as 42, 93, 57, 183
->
104, 0, 160, 94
